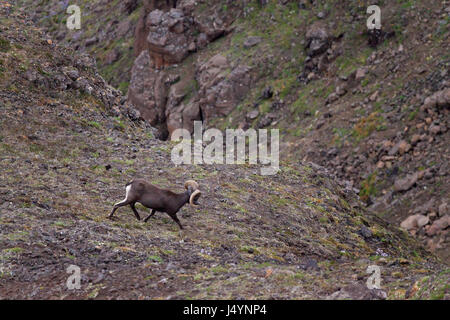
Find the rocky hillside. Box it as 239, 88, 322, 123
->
18, 0, 142, 93
1, 1, 448, 299
22, 0, 450, 261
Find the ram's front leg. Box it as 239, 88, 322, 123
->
130, 203, 141, 221
168, 213, 183, 230
144, 209, 156, 222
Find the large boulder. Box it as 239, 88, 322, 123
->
134, 0, 178, 57
427, 216, 450, 236
305, 22, 330, 57
326, 283, 387, 300
146, 8, 192, 68
394, 172, 419, 192
400, 214, 429, 231
194, 14, 227, 42
135, 1, 231, 66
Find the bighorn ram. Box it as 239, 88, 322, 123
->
108, 179, 201, 229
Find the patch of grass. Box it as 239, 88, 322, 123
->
183, 78, 199, 104
319, 216, 329, 224
114, 117, 126, 130
408, 107, 419, 121
87, 121, 102, 129
359, 171, 378, 203
52, 220, 72, 228
430, 285, 447, 300
118, 81, 129, 94
332, 127, 352, 147
6, 231, 29, 241
36, 65, 50, 77
397, 0, 416, 10
352, 112, 384, 142
259, 100, 272, 115
290, 89, 316, 116
275, 75, 298, 99
3, 247, 24, 254
0, 59, 5, 77
210, 265, 229, 274
361, 78, 369, 87
240, 246, 259, 254
335, 47, 373, 77
87, 286, 101, 299
0, 37, 11, 52
147, 255, 163, 263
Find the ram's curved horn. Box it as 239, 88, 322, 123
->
184, 180, 199, 190
189, 189, 201, 206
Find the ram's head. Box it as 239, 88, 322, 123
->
184, 180, 201, 206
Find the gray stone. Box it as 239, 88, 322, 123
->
243, 36, 262, 48
438, 202, 448, 217
394, 172, 419, 192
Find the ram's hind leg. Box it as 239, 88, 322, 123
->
109, 198, 131, 218
109, 184, 134, 219
130, 203, 141, 221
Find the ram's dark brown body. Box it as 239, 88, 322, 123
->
130, 179, 190, 214
108, 179, 201, 229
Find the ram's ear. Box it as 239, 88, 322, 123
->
184, 180, 199, 191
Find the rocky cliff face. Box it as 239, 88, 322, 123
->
127, 0, 245, 138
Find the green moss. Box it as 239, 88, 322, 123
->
147, 255, 163, 263
114, 117, 126, 130
118, 81, 129, 94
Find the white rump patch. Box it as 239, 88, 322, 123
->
125, 184, 131, 200
114, 185, 132, 207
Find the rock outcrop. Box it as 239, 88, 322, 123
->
134, 0, 178, 58
127, 1, 245, 138
145, 8, 192, 68
197, 55, 252, 121
127, 51, 170, 139
305, 22, 330, 57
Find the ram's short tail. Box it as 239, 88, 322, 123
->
126, 180, 133, 187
